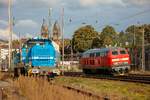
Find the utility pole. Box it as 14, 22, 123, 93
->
71, 40, 73, 61
61, 7, 64, 66
48, 8, 52, 39
142, 26, 145, 71
133, 25, 136, 70
8, 0, 12, 71
19, 33, 22, 61
69, 18, 73, 61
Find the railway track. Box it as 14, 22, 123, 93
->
1, 71, 150, 99
61, 85, 102, 100
63, 72, 150, 84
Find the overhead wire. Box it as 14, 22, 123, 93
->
65, 8, 150, 28
98, 8, 150, 28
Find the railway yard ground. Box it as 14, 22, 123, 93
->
54, 76, 150, 100
129, 71, 150, 75
0, 72, 150, 100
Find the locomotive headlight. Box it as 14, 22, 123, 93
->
122, 62, 128, 64
112, 58, 119, 62
113, 62, 119, 65
120, 58, 129, 60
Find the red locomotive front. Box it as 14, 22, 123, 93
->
79, 47, 130, 74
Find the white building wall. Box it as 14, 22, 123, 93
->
0, 49, 9, 60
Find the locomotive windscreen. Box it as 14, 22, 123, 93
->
23, 39, 51, 48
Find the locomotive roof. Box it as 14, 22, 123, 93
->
23, 38, 52, 48
26, 38, 52, 44
83, 47, 120, 54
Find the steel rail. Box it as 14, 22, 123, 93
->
63, 72, 150, 84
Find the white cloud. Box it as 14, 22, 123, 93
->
79, 0, 97, 6
79, 0, 150, 7
17, 0, 61, 8
25, 33, 34, 38
79, 0, 125, 7
0, 0, 7, 5
0, 28, 18, 40
0, 20, 8, 26
123, 0, 150, 6
15, 19, 38, 28
0, 0, 16, 7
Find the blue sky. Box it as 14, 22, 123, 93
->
0, 0, 150, 40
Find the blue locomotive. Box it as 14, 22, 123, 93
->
14, 38, 60, 77
22, 38, 56, 67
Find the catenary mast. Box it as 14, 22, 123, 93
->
8, 0, 12, 71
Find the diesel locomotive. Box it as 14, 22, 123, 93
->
79, 47, 131, 74
14, 38, 60, 77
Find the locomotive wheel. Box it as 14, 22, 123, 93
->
125, 68, 129, 73
14, 67, 26, 77
83, 69, 92, 74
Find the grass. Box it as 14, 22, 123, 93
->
0, 72, 24, 100
54, 76, 150, 100
13, 76, 100, 100
0, 72, 10, 81
1, 72, 150, 100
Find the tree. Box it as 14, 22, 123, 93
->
92, 35, 103, 48
60, 39, 71, 54
72, 25, 98, 53
12, 40, 20, 49
64, 39, 71, 54
125, 25, 143, 48
117, 31, 128, 47
100, 25, 117, 47
144, 24, 150, 44
124, 25, 147, 70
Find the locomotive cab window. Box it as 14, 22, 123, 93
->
90, 53, 95, 57
104, 51, 108, 56
112, 50, 118, 55
120, 50, 127, 54
101, 52, 105, 56
96, 52, 100, 57
83, 53, 89, 58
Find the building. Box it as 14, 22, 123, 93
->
0, 40, 8, 60
41, 19, 49, 39
0, 40, 8, 71
52, 21, 61, 41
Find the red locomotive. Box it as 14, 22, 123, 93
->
79, 47, 130, 74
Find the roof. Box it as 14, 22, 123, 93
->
83, 47, 120, 54
0, 44, 8, 48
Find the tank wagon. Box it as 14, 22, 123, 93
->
79, 47, 130, 75
14, 38, 60, 77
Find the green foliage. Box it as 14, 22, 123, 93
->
12, 40, 20, 49
60, 39, 71, 54
144, 24, 150, 44
125, 25, 143, 48
100, 25, 117, 47
71, 24, 150, 54
92, 36, 103, 48
64, 39, 72, 54
117, 31, 128, 47
72, 25, 98, 53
